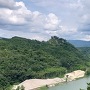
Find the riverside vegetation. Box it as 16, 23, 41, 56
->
0, 36, 90, 90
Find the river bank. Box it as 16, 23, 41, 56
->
12, 70, 85, 90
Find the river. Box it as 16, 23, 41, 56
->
48, 76, 90, 90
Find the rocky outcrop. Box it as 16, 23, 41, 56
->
64, 70, 85, 82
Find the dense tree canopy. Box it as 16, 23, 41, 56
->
0, 36, 89, 89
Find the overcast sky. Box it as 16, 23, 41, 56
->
0, 0, 90, 41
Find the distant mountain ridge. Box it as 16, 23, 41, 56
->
68, 40, 90, 47
0, 37, 3, 39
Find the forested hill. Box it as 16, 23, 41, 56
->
0, 36, 89, 89
79, 47, 90, 59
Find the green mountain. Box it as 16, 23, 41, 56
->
78, 47, 90, 59
68, 40, 90, 47
0, 36, 89, 89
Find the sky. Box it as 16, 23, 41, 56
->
0, 0, 90, 41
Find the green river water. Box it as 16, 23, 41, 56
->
48, 76, 90, 90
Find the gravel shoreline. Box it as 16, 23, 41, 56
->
12, 70, 85, 90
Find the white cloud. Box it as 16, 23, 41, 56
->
78, 1, 90, 34
0, 0, 20, 9
0, 0, 61, 31
0, 0, 62, 40
69, 0, 84, 10
0, 29, 50, 41
0, 0, 90, 41
0, 1, 31, 25
44, 13, 60, 31
83, 35, 90, 41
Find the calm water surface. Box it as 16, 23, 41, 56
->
48, 76, 90, 90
